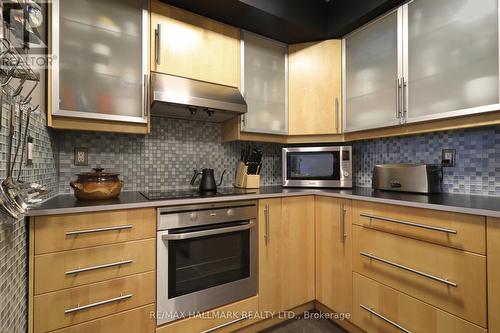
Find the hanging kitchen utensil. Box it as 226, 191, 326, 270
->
0, 35, 42, 220
10, 100, 23, 175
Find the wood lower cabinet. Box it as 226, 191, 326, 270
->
315, 197, 352, 316
353, 201, 486, 254
281, 196, 316, 310
288, 40, 342, 135
33, 208, 156, 254
34, 239, 156, 294
258, 196, 315, 314
353, 224, 487, 327
34, 271, 155, 333
29, 209, 156, 333
150, 1, 240, 87
156, 296, 258, 333
50, 304, 156, 333
258, 198, 283, 314
352, 273, 486, 333
488, 218, 500, 333
28, 197, 499, 333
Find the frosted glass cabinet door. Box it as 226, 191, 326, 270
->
344, 11, 401, 132
242, 31, 288, 134
52, 0, 148, 123
407, 0, 499, 121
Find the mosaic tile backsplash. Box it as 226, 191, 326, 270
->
0, 98, 59, 333
57, 116, 283, 193
351, 125, 500, 196
57, 117, 500, 197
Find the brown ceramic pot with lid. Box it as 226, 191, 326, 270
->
70, 168, 123, 200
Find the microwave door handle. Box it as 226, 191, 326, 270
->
161, 221, 255, 241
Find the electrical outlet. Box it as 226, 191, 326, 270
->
442, 149, 456, 167
74, 147, 88, 166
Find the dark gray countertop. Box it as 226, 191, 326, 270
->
27, 186, 500, 218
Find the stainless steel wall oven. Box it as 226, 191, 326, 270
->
156, 201, 258, 325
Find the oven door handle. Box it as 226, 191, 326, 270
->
161, 221, 255, 241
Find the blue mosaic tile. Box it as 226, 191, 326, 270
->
352, 125, 500, 196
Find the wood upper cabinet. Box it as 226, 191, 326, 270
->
315, 197, 352, 316
281, 196, 315, 310
258, 196, 315, 313
288, 40, 342, 135
150, 0, 240, 87
488, 218, 500, 333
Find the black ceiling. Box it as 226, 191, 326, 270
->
159, 0, 405, 43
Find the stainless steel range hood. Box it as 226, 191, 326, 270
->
150, 72, 247, 122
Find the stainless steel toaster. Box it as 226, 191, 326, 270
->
372, 164, 442, 194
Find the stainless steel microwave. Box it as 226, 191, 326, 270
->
282, 146, 352, 188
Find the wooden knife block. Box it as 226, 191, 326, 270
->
234, 162, 260, 189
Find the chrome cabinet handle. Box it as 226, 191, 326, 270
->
264, 204, 270, 245
339, 203, 346, 243
396, 78, 402, 119
143, 74, 149, 118
162, 221, 255, 241
155, 24, 162, 65
360, 252, 457, 287
241, 114, 246, 129
65, 294, 132, 314
200, 316, 249, 333
335, 97, 339, 132
65, 225, 133, 236
360, 304, 412, 333
65, 260, 133, 275
360, 213, 457, 234
403, 78, 408, 122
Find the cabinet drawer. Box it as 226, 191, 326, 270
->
34, 239, 155, 294
352, 225, 486, 327
352, 273, 486, 333
34, 208, 156, 254
353, 201, 485, 254
50, 304, 156, 333
34, 271, 155, 333
156, 296, 258, 333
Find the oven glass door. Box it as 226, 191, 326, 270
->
167, 221, 251, 298
286, 151, 342, 180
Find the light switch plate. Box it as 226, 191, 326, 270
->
74, 147, 88, 166
442, 149, 456, 167
26, 136, 33, 166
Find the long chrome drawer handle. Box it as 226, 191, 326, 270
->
65, 260, 133, 275
200, 316, 249, 333
360, 304, 412, 333
65, 294, 132, 314
360, 213, 457, 234
360, 252, 458, 287
65, 225, 133, 236
162, 221, 255, 241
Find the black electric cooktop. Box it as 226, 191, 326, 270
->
140, 188, 256, 201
